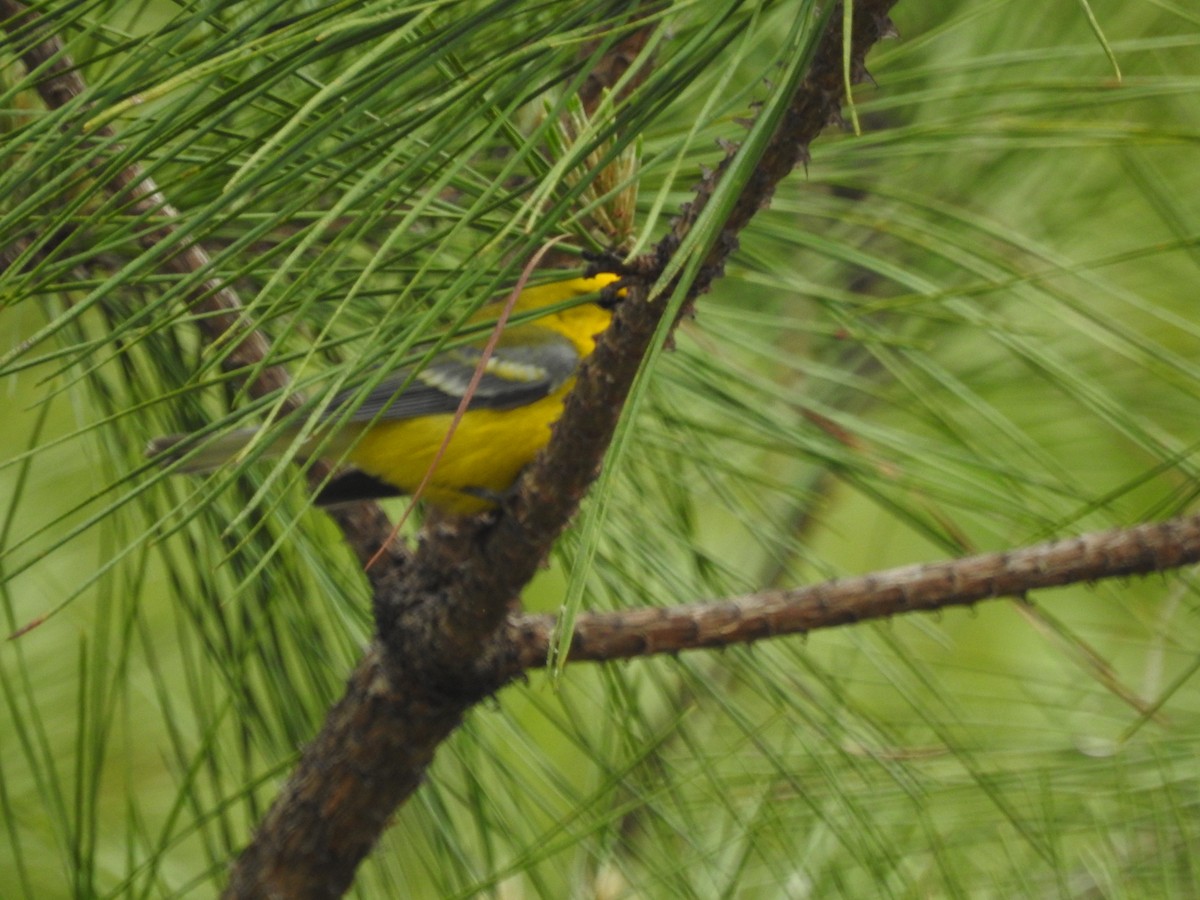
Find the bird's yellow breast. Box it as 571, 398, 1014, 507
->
343, 381, 576, 514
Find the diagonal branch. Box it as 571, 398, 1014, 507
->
227, 4, 900, 897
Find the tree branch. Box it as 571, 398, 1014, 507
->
227, 4, 900, 897
507, 514, 1200, 667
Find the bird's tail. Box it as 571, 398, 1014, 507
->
146, 428, 281, 474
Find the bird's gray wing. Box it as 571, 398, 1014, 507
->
326, 328, 581, 423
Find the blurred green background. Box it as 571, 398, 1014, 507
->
3, 0, 1200, 896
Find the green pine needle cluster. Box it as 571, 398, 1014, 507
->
2, 0, 1199, 896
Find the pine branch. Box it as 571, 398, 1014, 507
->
227, 4, 900, 897
507, 514, 1200, 667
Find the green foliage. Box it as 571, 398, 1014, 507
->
2, 0, 1199, 896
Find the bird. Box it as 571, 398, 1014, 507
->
147, 272, 621, 514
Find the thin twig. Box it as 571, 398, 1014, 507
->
0, 0, 396, 561
1, 0, 287, 396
